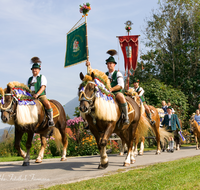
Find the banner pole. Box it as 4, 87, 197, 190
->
85, 15, 89, 74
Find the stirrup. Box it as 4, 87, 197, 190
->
123, 119, 130, 125
150, 120, 155, 125
48, 120, 55, 127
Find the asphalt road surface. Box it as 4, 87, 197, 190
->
0, 146, 199, 190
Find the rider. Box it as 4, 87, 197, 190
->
86, 50, 130, 125
27, 57, 55, 127
132, 78, 155, 125
161, 106, 181, 152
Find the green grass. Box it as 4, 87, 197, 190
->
44, 155, 200, 190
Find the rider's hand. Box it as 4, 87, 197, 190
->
86, 61, 90, 67
33, 94, 39, 99
109, 88, 113, 92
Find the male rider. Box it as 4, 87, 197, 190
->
27, 57, 54, 127
86, 50, 129, 125
132, 78, 155, 125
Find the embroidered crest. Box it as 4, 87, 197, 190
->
73, 39, 80, 52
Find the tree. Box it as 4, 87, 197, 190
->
73, 107, 80, 117
140, 0, 200, 114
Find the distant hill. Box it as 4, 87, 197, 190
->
63, 96, 79, 119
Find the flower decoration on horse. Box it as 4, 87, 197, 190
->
79, 2, 91, 17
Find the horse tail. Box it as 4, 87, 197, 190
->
137, 113, 151, 139
53, 127, 62, 149
158, 127, 172, 142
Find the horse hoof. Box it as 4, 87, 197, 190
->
123, 162, 130, 167
155, 152, 161, 155
22, 162, 30, 166
119, 152, 124, 156
131, 160, 135, 164
98, 162, 108, 169
60, 158, 67, 161
138, 152, 143, 156
35, 159, 42, 163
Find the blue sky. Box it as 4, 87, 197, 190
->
0, 0, 160, 129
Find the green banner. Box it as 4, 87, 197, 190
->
65, 23, 87, 68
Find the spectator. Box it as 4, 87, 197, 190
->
161, 101, 168, 114
198, 103, 200, 112
167, 102, 175, 114
194, 109, 200, 126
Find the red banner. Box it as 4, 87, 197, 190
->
118, 35, 139, 71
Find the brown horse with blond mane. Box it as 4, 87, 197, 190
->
0, 82, 68, 166
78, 69, 151, 169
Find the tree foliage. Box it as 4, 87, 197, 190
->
139, 0, 200, 114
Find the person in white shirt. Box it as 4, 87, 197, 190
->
27, 57, 54, 127
86, 50, 129, 125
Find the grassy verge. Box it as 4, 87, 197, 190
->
44, 155, 200, 190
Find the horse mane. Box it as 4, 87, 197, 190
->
7, 81, 31, 93
87, 67, 111, 90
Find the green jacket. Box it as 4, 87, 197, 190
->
28, 75, 46, 96
161, 114, 181, 131
106, 70, 122, 94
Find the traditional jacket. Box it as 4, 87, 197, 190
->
28, 75, 46, 96
106, 70, 123, 94
135, 86, 145, 102
161, 114, 181, 131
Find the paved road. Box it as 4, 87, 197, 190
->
0, 146, 199, 190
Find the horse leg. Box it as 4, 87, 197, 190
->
98, 123, 115, 169
14, 127, 26, 159
195, 135, 199, 150
139, 136, 145, 155
23, 131, 34, 166
60, 127, 68, 161
124, 124, 137, 166
35, 134, 47, 163
155, 125, 161, 155
119, 139, 125, 156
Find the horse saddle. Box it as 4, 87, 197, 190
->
39, 101, 60, 118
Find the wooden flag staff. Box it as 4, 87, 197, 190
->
79, 3, 91, 74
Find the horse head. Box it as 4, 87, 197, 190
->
0, 85, 17, 124
78, 72, 96, 114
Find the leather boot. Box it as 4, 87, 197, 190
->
47, 109, 55, 127
121, 102, 130, 125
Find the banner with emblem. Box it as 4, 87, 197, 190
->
64, 23, 87, 68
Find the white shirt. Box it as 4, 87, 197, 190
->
168, 114, 172, 126
135, 86, 144, 97
27, 74, 47, 92
107, 71, 124, 88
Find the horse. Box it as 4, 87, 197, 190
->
78, 70, 151, 169
190, 118, 200, 150
0, 82, 68, 166
120, 89, 171, 155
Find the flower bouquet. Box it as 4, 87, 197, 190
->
125, 25, 132, 32
79, 3, 91, 16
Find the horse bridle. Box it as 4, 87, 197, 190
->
79, 81, 96, 114
0, 93, 17, 117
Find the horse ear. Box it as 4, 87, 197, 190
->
80, 72, 84, 81
91, 72, 95, 80
6, 85, 11, 93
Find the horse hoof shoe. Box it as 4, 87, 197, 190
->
22, 162, 30, 166
131, 160, 135, 164
123, 162, 130, 167
60, 158, 67, 161
98, 162, 108, 169
35, 159, 42, 163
